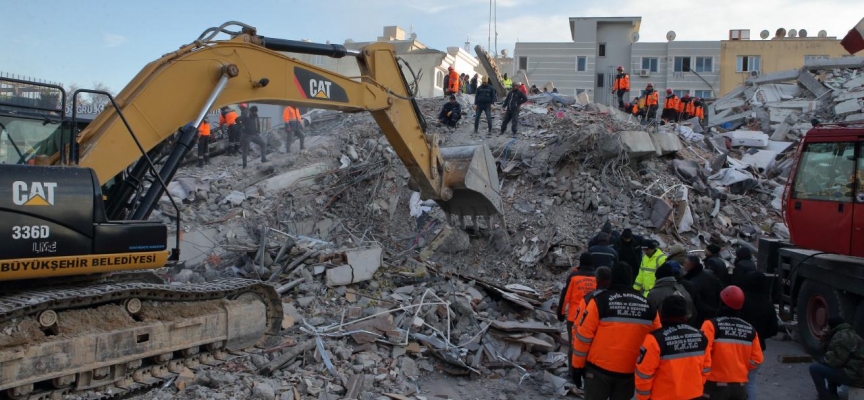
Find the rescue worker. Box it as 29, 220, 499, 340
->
667, 244, 688, 265
196, 118, 211, 168
613, 228, 644, 281
557, 253, 597, 372
740, 271, 779, 399
635, 240, 667, 296
502, 73, 513, 90
238, 105, 267, 169
438, 95, 462, 129
677, 94, 694, 121
683, 255, 722, 327
731, 247, 756, 287
219, 106, 240, 156
809, 316, 864, 400
612, 66, 630, 110
588, 233, 618, 268
647, 262, 696, 321
446, 66, 460, 95
572, 262, 661, 399
474, 78, 496, 134
635, 295, 711, 400
644, 84, 659, 122
518, 82, 528, 96
470, 74, 479, 94
500, 85, 527, 136
283, 105, 305, 152
701, 285, 764, 400
530, 84, 541, 94
703, 244, 729, 287
694, 97, 705, 124
661, 89, 679, 122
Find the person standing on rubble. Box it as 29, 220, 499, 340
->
635, 295, 711, 400
438, 95, 462, 129
661, 89, 679, 123
635, 240, 667, 296
238, 105, 267, 169
283, 105, 305, 152
694, 98, 705, 125
518, 82, 528, 96
572, 262, 661, 399
643, 84, 659, 122
500, 85, 527, 136
647, 262, 696, 321
739, 271, 779, 400
683, 255, 722, 327
613, 228, 644, 281
219, 106, 240, 156
446, 66, 460, 95
196, 118, 211, 168
677, 94, 694, 121
667, 244, 688, 265
502, 73, 512, 90
470, 74, 479, 94
701, 286, 763, 400
612, 66, 630, 110
558, 253, 597, 370
473, 78, 496, 134
589, 233, 618, 268
704, 245, 730, 287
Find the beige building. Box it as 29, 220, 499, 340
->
719, 28, 848, 95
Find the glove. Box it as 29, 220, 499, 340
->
571, 368, 584, 389
557, 314, 565, 322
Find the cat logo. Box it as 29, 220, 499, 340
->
293, 67, 349, 103
12, 181, 57, 206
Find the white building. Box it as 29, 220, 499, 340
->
513, 17, 720, 105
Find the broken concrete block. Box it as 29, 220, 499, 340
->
714, 98, 745, 112
747, 69, 800, 85
650, 130, 683, 156
722, 130, 769, 147
179, 228, 222, 265
769, 108, 795, 123
740, 149, 778, 173
835, 99, 863, 115
844, 76, 864, 89
707, 112, 747, 128
835, 91, 864, 102
598, 131, 657, 159
803, 56, 864, 70
771, 121, 792, 141
846, 113, 864, 122
326, 246, 382, 287
263, 162, 331, 192
798, 71, 831, 99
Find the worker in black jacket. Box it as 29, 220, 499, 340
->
739, 271, 779, 400
500, 86, 527, 136
732, 247, 757, 287
438, 95, 462, 129
704, 244, 729, 287
588, 233, 619, 268
613, 228, 644, 280
473, 79, 497, 134
682, 255, 722, 327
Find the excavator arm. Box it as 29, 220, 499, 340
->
61, 26, 502, 221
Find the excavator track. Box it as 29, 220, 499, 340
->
0, 277, 283, 400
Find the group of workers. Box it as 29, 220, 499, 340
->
196, 103, 305, 169
612, 66, 706, 125
558, 223, 864, 400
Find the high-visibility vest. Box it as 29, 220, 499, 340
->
283, 106, 301, 122
702, 317, 763, 383
448, 71, 460, 93
635, 323, 710, 400
677, 99, 690, 114
685, 101, 696, 115
502, 78, 512, 89
645, 92, 659, 107
663, 95, 679, 110
198, 121, 211, 136
219, 110, 238, 126
695, 105, 705, 120
613, 73, 630, 91
561, 271, 597, 322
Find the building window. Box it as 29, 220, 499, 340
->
435, 71, 445, 88
736, 56, 761, 72
694, 57, 712, 72
597, 73, 605, 88
805, 55, 830, 62
641, 57, 658, 73
673, 90, 690, 98
518, 56, 528, 70
598, 44, 606, 57
576, 56, 587, 72
694, 90, 713, 99
674, 57, 691, 72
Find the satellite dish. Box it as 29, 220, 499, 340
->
631, 32, 640, 43
410, 32, 417, 40
326, 40, 331, 45
776, 28, 786, 38
344, 39, 354, 44
818, 30, 828, 38
501, 49, 508, 57
799, 29, 808, 38
666, 31, 676, 42
788, 29, 797, 38
760, 30, 770, 39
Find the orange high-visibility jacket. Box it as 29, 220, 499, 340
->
572, 289, 661, 374
219, 110, 238, 126
676, 98, 691, 114
558, 270, 597, 322
198, 121, 211, 136
632, 102, 639, 114
695, 105, 705, 120
448, 70, 460, 93
613, 73, 630, 91
663, 95, 679, 110
283, 107, 295, 123
684, 101, 696, 115
645, 92, 659, 107
701, 317, 763, 383
635, 323, 711, 400
291, 106, 302, 121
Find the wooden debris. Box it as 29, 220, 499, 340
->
259, 339, 316, 376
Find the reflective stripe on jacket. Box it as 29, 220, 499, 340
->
559, 271, 597, 322
635, 250, 667, 296
635, 323, 710, 400
701, 317, 763, 383
572, 289, 661, 374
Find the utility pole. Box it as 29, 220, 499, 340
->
493, 0, 498, 56
488, 0, 492, 51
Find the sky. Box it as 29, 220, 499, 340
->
2, 0, 863, 92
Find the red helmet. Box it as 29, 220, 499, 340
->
617, 66, 624, 70
646, 83, 653, 88
721, 286, 745, 310
694, 97, 701, 101
666, 89, 672, 94
683, 94, 690, 99
448, 66, 454, 71
239, 103, 248, 108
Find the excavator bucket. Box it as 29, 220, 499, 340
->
437, 144, 503, 222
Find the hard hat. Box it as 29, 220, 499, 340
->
666, 89, 673, 94
684, 93, 690, 98
646, 83, 653, 88
239, 103, 248, 108
720, 286, 745, 310
448, 66, 454, 71
617, 66, 623, 70
520, 83, 525, 86
694, 97, 701, 101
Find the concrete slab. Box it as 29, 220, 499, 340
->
178, 227, 222, 265
326, 246, 382, 287
707, 112, 747, 128
740, 149, 778, 173
798, 71, 831, 99
746, 69, 800, 85
757, 84, 801, 103
835, 99, 863, 115
845, 76, 864, 89
744, 87, 758, 101
607, 131, 657, 159
715, 85, 747, 105
714, 98, 746, 112
803, 56, 864, 70
650, 130, 683, 156
847, 113, 864, 122
769, 108, 795, 123
835, 91, 864, 102
263, 162, 331, 192
722, 130, 769, 147
764, 100, 823, 112
771, 121, 792, 141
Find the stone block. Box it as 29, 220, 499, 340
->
835, 99, 863, 115
326, 246, 382, 287
650, 130, 683, 156
599, 131, 656, 159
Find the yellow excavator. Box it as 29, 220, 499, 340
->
0, 22, 501, 398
